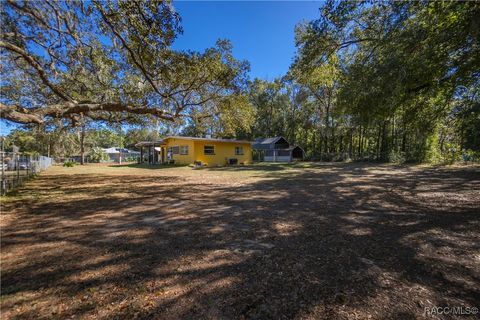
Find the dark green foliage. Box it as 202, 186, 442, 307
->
89, 147, 109, 163
278, 0, 480, 162
63, 160, 76, 167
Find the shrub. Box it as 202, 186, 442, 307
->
442, 148, 460, 165
123, 155, 139, 162
90, 147, 109, 163
435, 142, 461, 165
461, 149, 480, 163
63, 160, 76, 167
388, 150, 406, 164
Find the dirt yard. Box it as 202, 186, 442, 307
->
1, 163, 479, 319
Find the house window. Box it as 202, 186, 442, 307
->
204, 145, 215, 155
180, 145, 189, 155
168, 146, 179, 155
235, 146, 244, 155
265, 150, 274, 157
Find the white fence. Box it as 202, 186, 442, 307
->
1, 152, 53, 195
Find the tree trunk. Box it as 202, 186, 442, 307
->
439, 131, 445, 153
381, 121, 388, 161
362, 125, 367, 159
357, 125, 362, 160
325, 104, 330, 157
319, 132, 323, 161
392, 115, 396, 153
339, 133, 343, 157
376, 123, 382, 161
349, 128, 353, 159
47, 136, 51, 158
331, 125, 336, 155
80, 124, 85, 165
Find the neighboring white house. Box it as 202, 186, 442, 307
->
252, 137, 304, 162
102, 147, 140, 163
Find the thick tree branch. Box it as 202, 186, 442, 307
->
0, 103, 45, 124
0, 102, 175, 125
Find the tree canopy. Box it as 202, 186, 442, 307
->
0, 0, 249, 126
288, 0, 480, 162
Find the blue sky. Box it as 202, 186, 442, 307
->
173, 1, 322, 80
1, 1, 322, 135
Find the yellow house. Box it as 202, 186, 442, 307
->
135, 136, 252, 166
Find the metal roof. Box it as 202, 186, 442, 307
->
252, 136, 289, 149
102, 147, 140, 154
135, 136, 251, 148
135, 140, 165, 147
253, 137, 285, 145
165, 136, 252, 144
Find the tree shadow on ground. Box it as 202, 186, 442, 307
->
202, 161, 351, 172
1, 164, 479, 319
108, 163, 188, 170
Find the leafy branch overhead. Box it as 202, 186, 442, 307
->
0, 0, 249, 126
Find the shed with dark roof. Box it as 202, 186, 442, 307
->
252, 137, 304, 162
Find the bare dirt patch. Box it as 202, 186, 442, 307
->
1, 163, 479, 319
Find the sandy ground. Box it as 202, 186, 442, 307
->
1, 162, 479, 319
